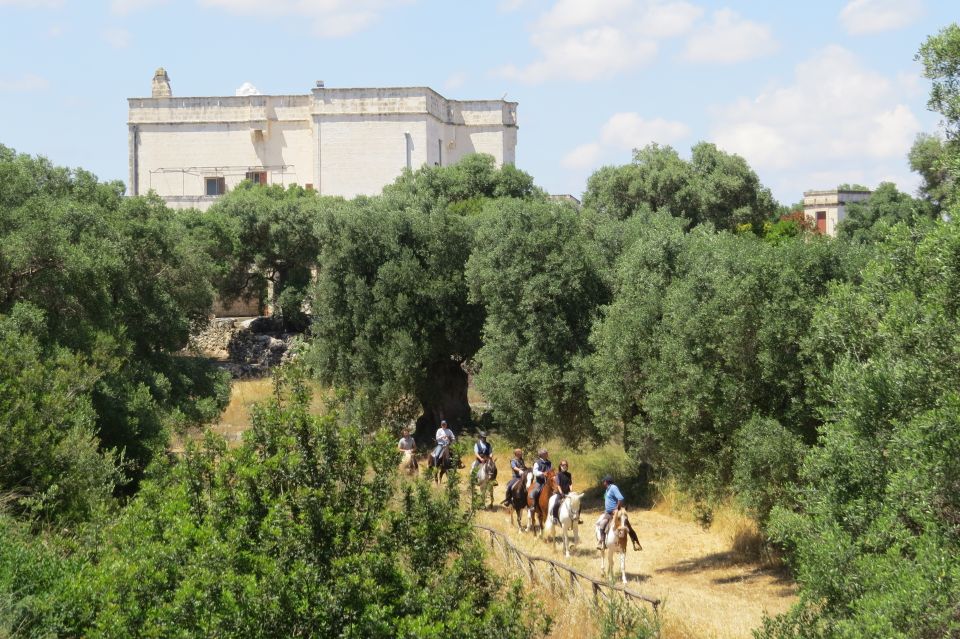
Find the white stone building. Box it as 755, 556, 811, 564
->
128, 69, 518, 209
802, 188, 872, 236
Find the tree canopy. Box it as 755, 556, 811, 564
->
0, 144, 228, 505
466, 198, 606, 446
582, 142, 777, 231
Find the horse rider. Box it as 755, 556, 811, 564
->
432, 419, 455, 466
471, 431, 493, 474
501, 448, 527, 505
596, 475, 642, 551
530, 448, 553, 509
551, 459, 578, 523
397, 426, 415, 453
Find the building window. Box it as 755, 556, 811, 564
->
205, 177, 226, 196
816, 211, 827, 234
245, 170, 267, 185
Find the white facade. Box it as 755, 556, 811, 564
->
128, 69, 518, 210
802, 188, 871, 236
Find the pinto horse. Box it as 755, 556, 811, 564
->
526, 469, 558, 536
600, 507, 633, 583
474, 457, 498, 508
545, 491, 582, 558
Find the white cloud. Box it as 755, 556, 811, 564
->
496, 0, 703, 83
839, 0, 924, 35
102, 27, 132, 48
0, 73, 49, 92
199, 0, 411, 38
600, 113, 691, 150
111, 0, 166, 13
235, 81, 261, 96
682, 9, 777, 64
562, 142, 602, 170
710, 45, 922, 198
562, 112, 689, 173
46, 23, 65, 37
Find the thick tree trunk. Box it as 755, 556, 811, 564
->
413, 358, 471, 444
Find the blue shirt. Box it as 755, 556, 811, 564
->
474, 441, 492, 456
604, 484, 624, 514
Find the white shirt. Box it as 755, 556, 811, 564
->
436, 427, 455, 445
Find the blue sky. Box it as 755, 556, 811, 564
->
0, 0, 956, 204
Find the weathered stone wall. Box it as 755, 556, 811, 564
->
189, 317, 299, 378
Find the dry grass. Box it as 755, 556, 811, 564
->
651, 480, 780, 568
171, 377, 330, 452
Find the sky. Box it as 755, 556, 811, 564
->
0, 0, 956, 205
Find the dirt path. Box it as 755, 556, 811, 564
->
474, 503, 796, 638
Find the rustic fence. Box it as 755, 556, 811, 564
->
474, 523, 661, 613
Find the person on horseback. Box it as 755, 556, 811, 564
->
471, 431, 493, 474
501, 448, 526, 506
530, 448, 552, 509
596, 475, 641, 551
397, 427, 415, 453
551, 459, 576, 524
432, 419, 455, 467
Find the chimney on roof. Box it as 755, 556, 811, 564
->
315, 80, 325, 88
152, 67, 172, 98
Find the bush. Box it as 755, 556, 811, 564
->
732, 416, 806, 523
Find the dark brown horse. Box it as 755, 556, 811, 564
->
427, 445, 455, 484
527, 469, 558, 536
505, 469, 532, 532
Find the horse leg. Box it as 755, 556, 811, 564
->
620, 551, 627, 583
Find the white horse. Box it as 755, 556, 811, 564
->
544, 491, 582, 557
399, 449, 418, 476
474, 457, 498, 508
599, 507, 631, 583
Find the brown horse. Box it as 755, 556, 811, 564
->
526, 469, 558, 536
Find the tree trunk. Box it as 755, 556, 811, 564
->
413, 358, 471, 444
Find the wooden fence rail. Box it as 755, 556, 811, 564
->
473, 524, 661, 613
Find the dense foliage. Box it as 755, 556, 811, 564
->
759, 220, 960, 637
582, 142, 777, 231
201, 183, 333, 330
836, 182, 937, 243
0, 145, 229, 510
305, 156, 543, 437
588, 218, 857, 493
466, 198, 606, 446
1, 367, 543, 638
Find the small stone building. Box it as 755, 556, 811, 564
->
128, 68, 519, 210
802, 188, 872, 236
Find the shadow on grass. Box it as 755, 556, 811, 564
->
657, 551, 794, 587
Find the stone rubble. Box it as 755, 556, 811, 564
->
188, 317, 300, 378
